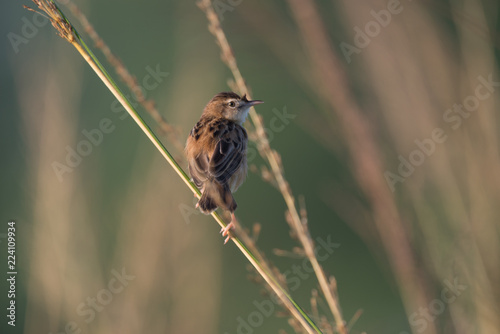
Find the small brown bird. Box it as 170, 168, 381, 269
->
186, 92, 263, 243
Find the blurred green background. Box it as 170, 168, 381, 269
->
1, 0, 499, 333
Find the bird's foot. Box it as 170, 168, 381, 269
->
220, 213, 237, 244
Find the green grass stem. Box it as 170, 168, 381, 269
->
26, 1, 322, 333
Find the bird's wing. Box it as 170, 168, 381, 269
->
209, 122, 247, 184
187, 117, 213, 188
188, 153, 209, 188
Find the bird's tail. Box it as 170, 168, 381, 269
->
197, 180, 237, 214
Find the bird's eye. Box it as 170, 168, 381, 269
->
228, 101, 236, 107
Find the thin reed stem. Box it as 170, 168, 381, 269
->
197, 0, 347, 332
62, 1, 186, 161
284, 1, 435, 333
25, 1, 321, 333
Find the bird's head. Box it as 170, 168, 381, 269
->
203, 92, 263, 124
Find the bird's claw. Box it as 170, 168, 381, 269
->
220, 222, 235, 244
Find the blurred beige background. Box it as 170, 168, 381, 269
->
1, 0, 499, 333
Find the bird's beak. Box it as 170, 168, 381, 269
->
245, 100, 264, 107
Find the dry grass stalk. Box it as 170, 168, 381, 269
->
284, 1, 436, 333
234, 224, 319, 332
198, 1, 348, 332
24, 1, 321, 333
62, 0, 185, 161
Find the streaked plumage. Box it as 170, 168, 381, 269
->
185, 92, 263, 243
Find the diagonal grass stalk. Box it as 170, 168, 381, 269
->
197, 1, 347, 332
25, 1, 322, 332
